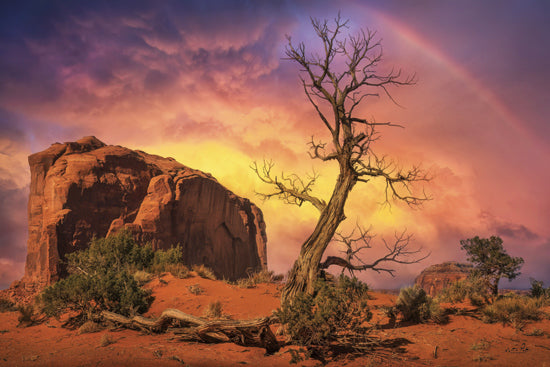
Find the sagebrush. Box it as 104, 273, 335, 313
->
40, 231, 188, 321
276, 275, 372, 346
396, 285, 446, 323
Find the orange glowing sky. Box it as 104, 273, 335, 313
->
1, 1, 549, 289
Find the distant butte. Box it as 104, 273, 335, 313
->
22, 136, 267, 289
415, 261, 474, 296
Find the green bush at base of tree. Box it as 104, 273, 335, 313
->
276, 275, 372, 346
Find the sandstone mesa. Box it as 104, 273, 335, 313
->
23, 136, 267, 288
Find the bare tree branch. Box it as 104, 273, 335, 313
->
251, 160, 327, 212
320, 228, 430, 276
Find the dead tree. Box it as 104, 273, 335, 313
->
101, 309, 279, 354
253, 15, 429, 303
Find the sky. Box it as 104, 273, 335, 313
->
1, 0, 549, 290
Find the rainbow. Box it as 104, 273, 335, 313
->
371, 10, 546, 151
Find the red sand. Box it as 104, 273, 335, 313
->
1, 273, 549, 366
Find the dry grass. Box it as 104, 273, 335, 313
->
133, 270, 153, 285
482, 296, 542, 325
99, 333, 115, 347
236, 269, 283, 288
187, 284, 204, 295
470, 339, 490, 351
77, 321, 103, 335
203, 301, 223, 319
192, 265, 217, 280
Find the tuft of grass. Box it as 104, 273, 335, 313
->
235, 269, 284, 288
99, 333, 115, 347
133, 270, 153, 285
187, 284, 204, 295
236, 278, 255, 289
396, 285, 446, 324
192, 265, 217, 280
472, 353, 492, 362
482, 296, 542, 326
0, 298, 16, 312
524, 328, 544, 337
163, 263, 190, 279
470, 339, 490, 351
203, 301, 223, 319
77, 321, 102, 335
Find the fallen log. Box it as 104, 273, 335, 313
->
101, 309, 280, 353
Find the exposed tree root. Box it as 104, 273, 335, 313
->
101, 309, 280, 354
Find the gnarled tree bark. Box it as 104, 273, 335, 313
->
101, 309, 280, 354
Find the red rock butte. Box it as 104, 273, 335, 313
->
23, 136, 267, 287
415, 261, 474, 296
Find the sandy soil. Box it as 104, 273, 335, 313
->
1, 273, 549, 366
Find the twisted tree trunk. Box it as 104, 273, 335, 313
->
281, 169, 355, 303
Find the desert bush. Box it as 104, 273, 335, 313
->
39, 232, 196, 322
203, 301, 224, 319
529, 279, 550, 302
276, 275, 372, 346
40, 231, 154, 321
192, 264, 217, 280
17, 304, 38, 327
396, 285, 446, 323
148, 246, 190, 278
40, 270, 151, 319
0, 298, 16, 312
66, 230, 154, 275
482, 295, 542, 325
438, 274, 490, 306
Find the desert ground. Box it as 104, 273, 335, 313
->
1, 273, 549, 367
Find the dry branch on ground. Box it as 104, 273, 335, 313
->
101, 309, 280, 354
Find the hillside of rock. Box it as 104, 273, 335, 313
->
23, 136, 267, 287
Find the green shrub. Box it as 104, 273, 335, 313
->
396, 285, 446, 323
438, 274, 490, 306
529, 278, 550, 300
40, 270, 151, 318
40, 231, 155, 321
276, 275, 372, 346
67, 230, 154, 275
482, 295, 542, 325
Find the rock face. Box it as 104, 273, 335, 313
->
23, 136, 267, 286
414, 262, 474, 296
